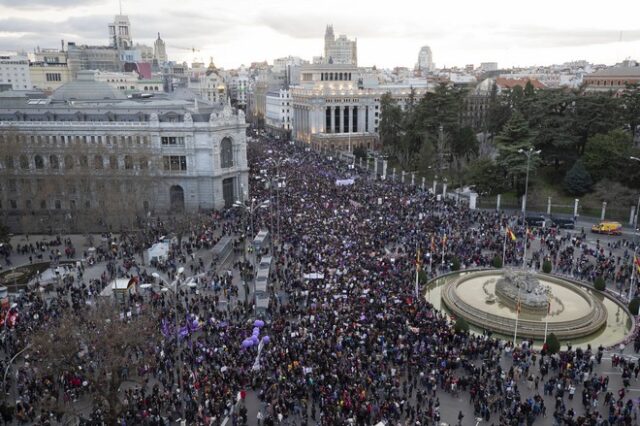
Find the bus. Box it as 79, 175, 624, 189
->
253, 230, 270, 254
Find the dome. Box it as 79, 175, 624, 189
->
51, 71, 126, 102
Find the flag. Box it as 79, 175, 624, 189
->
430, 236, 436, 252
507, 227, 516, 241
442, 235, 447, 248
526, 228, 533, 239
416, 248, 422, 271
547, 297, 551, 315
635, 255, 640, 275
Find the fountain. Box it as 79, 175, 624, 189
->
432, 269, 631, 344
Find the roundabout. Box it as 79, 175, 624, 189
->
427, 269, 634, 347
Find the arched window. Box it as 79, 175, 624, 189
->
34, 155, 44, 169
94, 155, 104, 169
4, 156, 14, 169
49, 155, 59, 169
64, 155, 74, 169
124, 155, 133, 169
109, 155, 118, 169
79, 155, 88, 168
19, 155, 29, 169
220, 137, 233, 168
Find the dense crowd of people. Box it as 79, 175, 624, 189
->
0, 137, 640, 425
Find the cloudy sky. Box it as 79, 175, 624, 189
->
1, 0, 639, 69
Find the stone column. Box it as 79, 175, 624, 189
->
497, 194, 501, 211
330, 106, 335, 134
338, 106, 344, 134
573, 199, 579, 219
347, 105, 352, 134
411, 173, 415, 186
401, 171, 405, 183
421, 177, 425, 191
601, 201, 607, 221
442, 183, 448, 198
547, 197, 552, 215
469, 193, 478, 210
432, 180, 437, 194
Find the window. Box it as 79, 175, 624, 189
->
49, 155, 59, 169
45, 73, 61, 82
19, 155, 29, 169
4, 155, 14, 169
64, 155, 73, 169
55, 200, 61, 209
124, 155, 133, 170
8, 179, 16, 192
40, 200, 47, 209
10, 200, 17, 209
25, 199, 32, 210
79, 155, 88, 168
161, 136, 185, 145
109, 155, 118, 169
70, 200, 76, 210
220, 138, 233, 168
94, 155, 104, 169
34, 155, 44, 169
163, 155, 187, 171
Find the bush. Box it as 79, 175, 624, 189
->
451, 257, 461, 271
594, 276, 606, 291
546, 333, 560, 354
542, 260, 552, 274
454, 317, 469, 333
629, 298, 640, 316
492, 255, 503, 269
563, 160, 593, 196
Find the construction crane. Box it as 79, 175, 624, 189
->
172, 46, 202, 64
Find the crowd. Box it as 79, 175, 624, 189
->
0, 137, 639, 425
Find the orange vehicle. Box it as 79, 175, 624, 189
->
591, 221, 623, 235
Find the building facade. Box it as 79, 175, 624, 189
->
416, 46, 433, 73
323, 25, 357, 66
153, 33, 168, 63
0, 56, 32, 91
94, 71, 164, 93
290, 64, 427, 152
108, 14, 133, 49
0, 71, 248, 232
583, 66, 640, 93
265, 89, 292, 138
28, 49, 72, 92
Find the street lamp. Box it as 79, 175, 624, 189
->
518, 148, 541, 270
518, 148, 541, 217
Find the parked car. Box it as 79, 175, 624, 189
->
591, 221, 623, 235
550, 216, 575, 229
524, 215, 546, 227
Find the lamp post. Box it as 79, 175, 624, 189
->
152, 269, 185, 424
233, 199, 270, 315
518, 148, 541, 269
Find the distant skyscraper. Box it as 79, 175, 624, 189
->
153, 33, 167, 63
108, 15, 133, 49
416, 46, 433, 72
323, 25, 357, 66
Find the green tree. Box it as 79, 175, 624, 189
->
545, 333, 561, 354
583, 130, 633, 182
492, 255, 503, 268
629, 298, 640, 316
464, 157, 506, 195
495, 111, 537, 195
454, 317, 470, 333
542, 260, 552, 273
563, 160, 593, 195
594, 276, 606, 291
620, 84, 640, 140
572, 95, 622, 155
379, 93, 403, 158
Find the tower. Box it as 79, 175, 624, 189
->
324, 25, 335, 61
417, 46, 433, 73
153, 32, 167, 63
108, 14, 132, 49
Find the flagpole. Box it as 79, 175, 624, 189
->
415, 245, 420, 300
441, 234, 446, 272
522, 228, 528, 270
544, 296, 550, 343
502, 227, 507, 268
630, 248, 638, 303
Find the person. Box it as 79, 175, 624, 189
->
457, 410, 464, 425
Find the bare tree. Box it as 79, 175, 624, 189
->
29, 300, 160, 423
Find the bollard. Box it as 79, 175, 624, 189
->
411, 173, 415, 186
421, 177, 425, 191
601, 201, 607, 221
496, 194, 501, 211
432, 180, 437, 194
442, 183, 448, 198
574, 199, 579, 220
401, 171, 405, 183
547, 197, 552, 216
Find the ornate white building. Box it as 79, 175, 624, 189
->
0, 71, 248, 232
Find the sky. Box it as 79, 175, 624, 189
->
0, 0, 639, 69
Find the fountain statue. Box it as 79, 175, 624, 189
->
494, 269, 549, 313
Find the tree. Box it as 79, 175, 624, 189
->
379, 93, 404, 159
454, 317, 469, 333
495, 112, 538, 195
621, 84, 640, 140
29, 301, 159, 424
492, 255, 503, 268
583, 130, 633, 183
352, 146, 367, 160
464, 157, 506, 195
451, 256, 461, 271
629, 298, 640, 316
545, 333, 561, 354
594, 276, 606, 291
563, 160, 593, 196
542, 260, 552, 273
572, 95, 622, 155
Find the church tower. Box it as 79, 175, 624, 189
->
153, 32, 167, 63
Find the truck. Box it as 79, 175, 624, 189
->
591, 221, 623, 235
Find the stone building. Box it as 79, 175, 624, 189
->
0, 71, 248, 232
